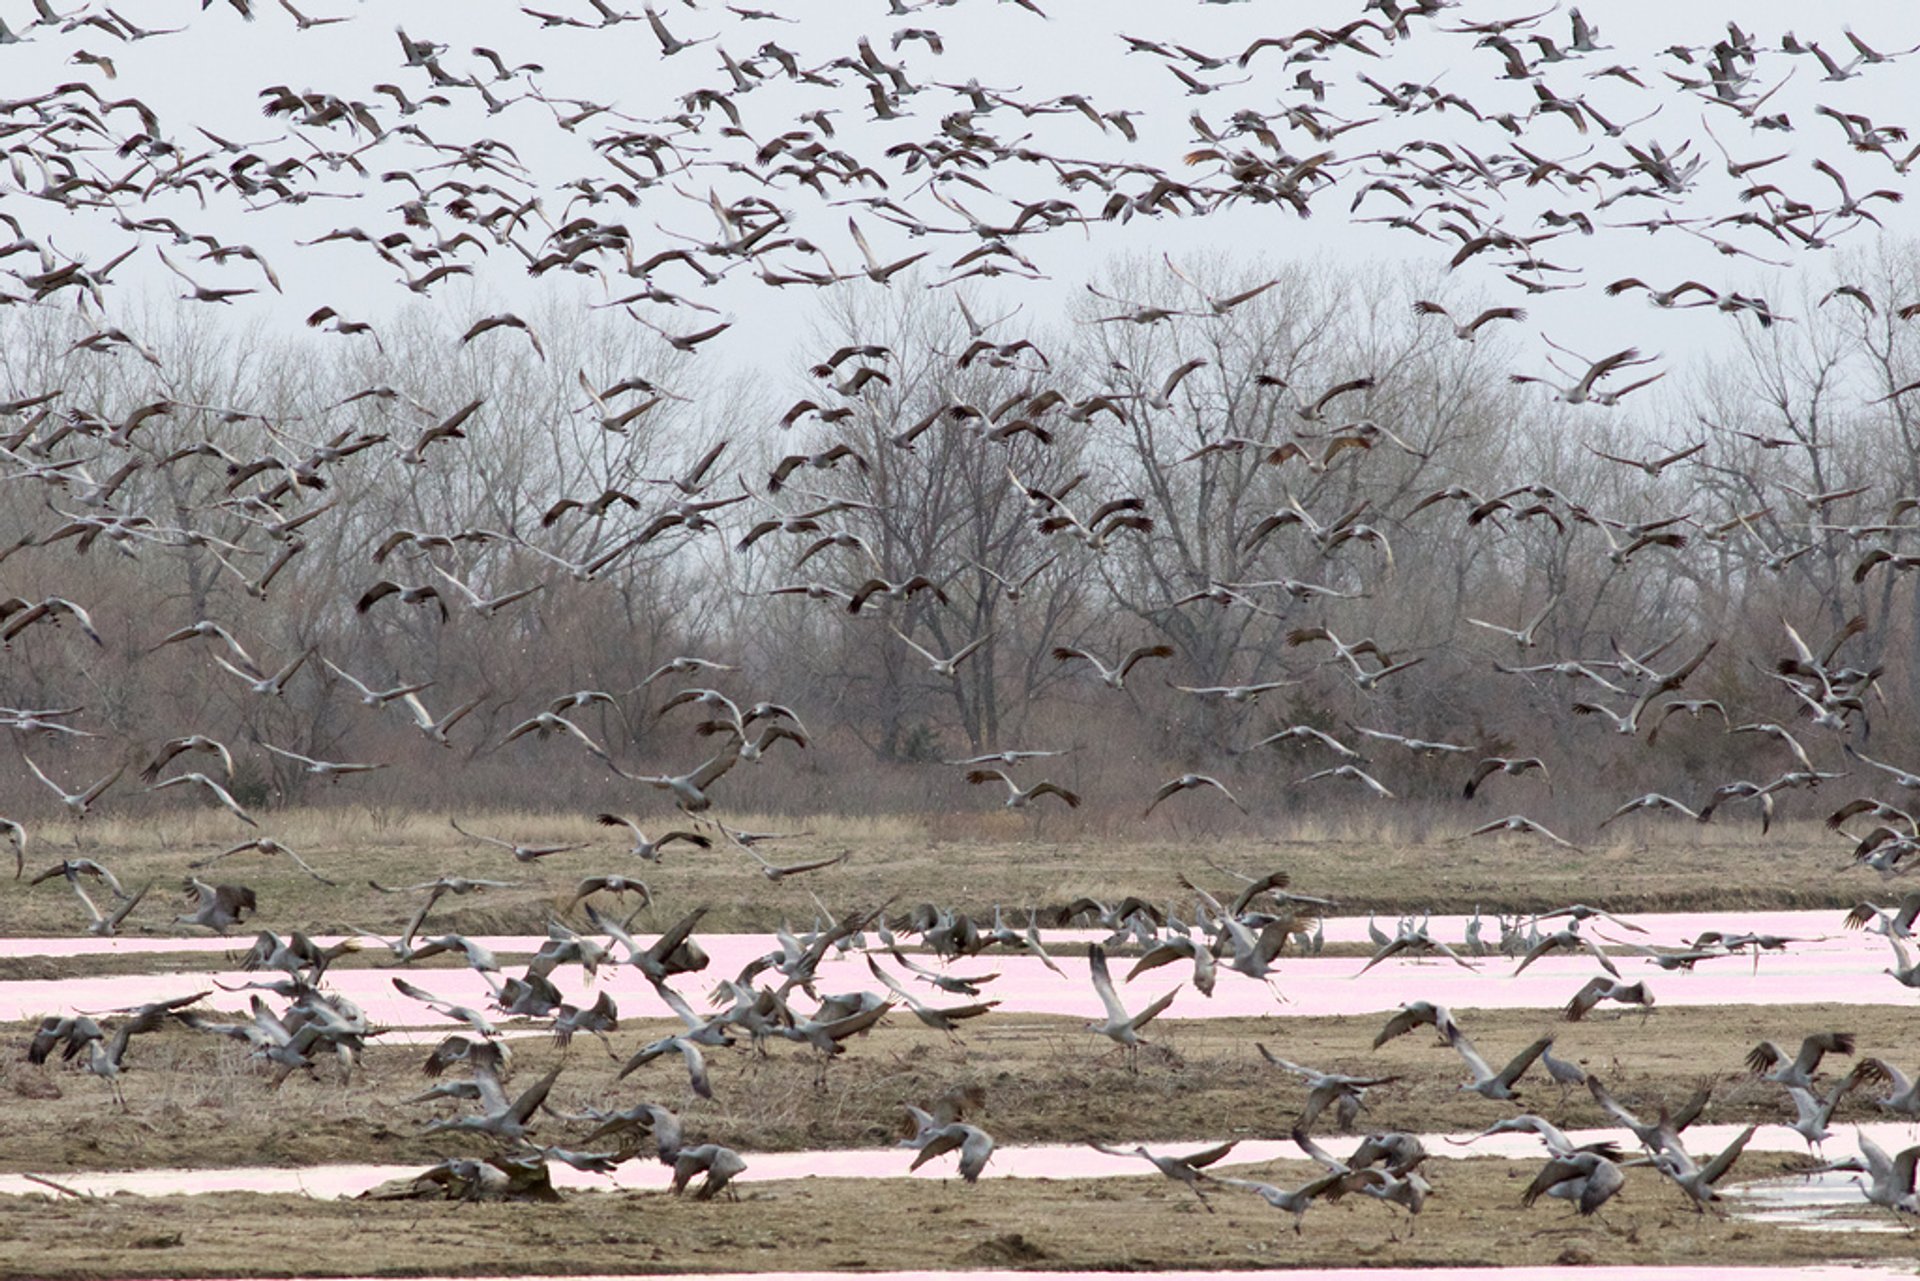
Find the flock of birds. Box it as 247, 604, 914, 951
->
5, 0, 1920, 1247
19, 874, 1920, 1223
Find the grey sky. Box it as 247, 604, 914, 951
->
4, 0, 1919, 400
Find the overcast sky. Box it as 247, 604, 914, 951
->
5, 0, 1919, 401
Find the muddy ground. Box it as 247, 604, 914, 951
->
1, 808, 1870, 939
3, 825, 1915, 1276
4, 1149, 1916, 1281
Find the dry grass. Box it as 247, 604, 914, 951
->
4, 816, 1861, 940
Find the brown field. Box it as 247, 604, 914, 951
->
3, 806, 1860, 940
3, 823, 1914, 1277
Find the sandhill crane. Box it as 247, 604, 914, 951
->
1565, 976, 1655, 1021
1522, 1149, 1625, 1216
2, 816, 24, 877
1, 596, 105, 647
593, 813, 711, 861
32, 862, 148, 936
945, 748, 1069, 767
1255, 1045, 1400, 1131
193, 837, 335, 885
908, 1122, 996, 1182
1696, 779, 1778, 832
1647, 698, 1730, 742
846, 574, 946, 614
1445, 1025, 1554, 1100
1412, 298, 1526, 340
1470, 814, 1579, 849
1509, 346, 1651, 405
1648, 1124, 1759, 1210
1884, 937, 1920, 990
890, 626, 992, 678
1845, 890, 1920, 938
139, 735, 235, 783
423, 1064, 561, 1142
427, 565, 543, 616
1172, 678, 1297, 704
1357, 923, 1479, 975
629, 741, 742, 812
1466, 595, 1559, 648
395, 974, 502, 1038
1513, 927, 1619, 977
148, 772, 259, 826
1091, 1140, 1237, 1211
1085, 944, 1177, 1070
1786, 1062, 1883, 1152
638, 656, 737, 687
1817, 1130, 1920, 1214
149, 619, 259, 672
23, 756, 124, 819
212, 647, 312, 697
499, 712, 620, 766
1844, 745, 1920, 791
1126, 931, 1217, 997
1050, 642, 1174, 689
1598, 792, 1701, 827
1353, 726, 1469, 756
618, 1027, 715, 1098
1294, 764, 1394, 799
1852, 1058, 1920, 1119
30, 999, 184, 1107
964, 553, 1057, 601
1202, 1170, 1345, 1232
262, 743, 389, 783
739, 845, 846, 882
671, 1144, 746, 1200
1179, 876, 1295, 984
1372, 1001, 1461, 1049
965, 768, 1080, 809
864, 956, 999, 1035
396, 690, 484, 748
397, 398, 483, 467
1252, 725, 1364, 760
1142, 773, 1245, 818
1747, 1032, 1857, 1089
176, 877, 257, 933
449, 817, 588, 864
1729, 721, 1818, 772
1463, 756, 1550, 799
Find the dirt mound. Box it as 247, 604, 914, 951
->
964, 1231, 1051, 1264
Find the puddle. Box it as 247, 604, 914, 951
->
2, 939, 1914, 1027
1728, 1169, 1916, 1235
7, 1125, 1919, 1202
0, 909, 1880, 958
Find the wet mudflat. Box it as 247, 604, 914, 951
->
6, 1003, 1919, 1175
7, 830, 1919, 1277
4, 1152, 1918, 1280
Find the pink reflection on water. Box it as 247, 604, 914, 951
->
2, 931, 1914, 1028
0, 908, 1872, 959
4, 1122, 1916, 1201
1, 909, 1911, 1029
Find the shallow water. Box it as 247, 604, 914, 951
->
1, 924, 1911, 1028
1727, 1169, 1914, 1235
0, 907, 1873, 957
4, 1122, 1915, 1201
